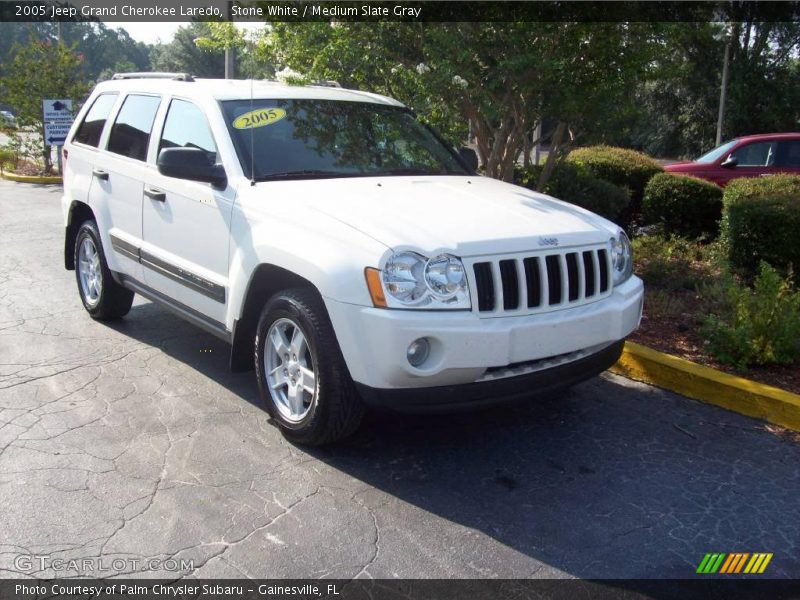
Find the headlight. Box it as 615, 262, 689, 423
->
424, 254, 467, 299
368, 251, 471, 309
609, 231, 633, 285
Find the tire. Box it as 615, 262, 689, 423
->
74, 220, 134, 320
254, 288, 364, 446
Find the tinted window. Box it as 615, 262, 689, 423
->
73, 93, 118, 147
695, 139, 737, 164
107, 95, 161, 161
221, 100, 466, 181
158, 99, 217, 163
775, 140, 800, 167
732, 141, 777, 167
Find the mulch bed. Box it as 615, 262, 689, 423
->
3, 160, 56, 176
630, 306, 800, 396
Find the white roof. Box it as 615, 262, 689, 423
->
93, 77, 405, 107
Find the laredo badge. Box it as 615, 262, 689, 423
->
233, 108, 286, 130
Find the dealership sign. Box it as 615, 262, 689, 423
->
42, 99, 74, 146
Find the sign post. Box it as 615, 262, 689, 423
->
42, 99, 74, 175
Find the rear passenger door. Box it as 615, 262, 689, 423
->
91, 93, 162, 281
67, 92, 119, 262
142, 97, 235, 326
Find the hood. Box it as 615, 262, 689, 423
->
251, 175, 617, 257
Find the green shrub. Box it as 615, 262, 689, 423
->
566, 145, 663, 211
0, 145, 14, 171
632, 234, 721, 291
515, 163, 630, 222
722, 175, 800, 279
642, 173, 723, 239
702, 262, 800, 370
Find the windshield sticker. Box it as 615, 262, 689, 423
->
233, 108, 286, 130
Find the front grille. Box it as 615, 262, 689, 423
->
470, 246, 611, 315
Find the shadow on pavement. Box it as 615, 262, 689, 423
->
111, 301, 800, 581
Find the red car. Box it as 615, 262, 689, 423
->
664, 132, 800, 186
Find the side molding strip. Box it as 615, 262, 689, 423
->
109, 234, 140, 262
109, 234, 225, 304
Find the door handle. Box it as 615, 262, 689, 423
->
92, 169, 109, 180
144, 187, 166, 202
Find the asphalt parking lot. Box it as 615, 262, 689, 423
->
1, 180, 799, 580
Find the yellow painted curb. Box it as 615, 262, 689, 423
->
1, 171, 62, 184
610, 341, 800, 431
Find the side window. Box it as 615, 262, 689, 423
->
107, 94, 161, 162
775, 140, 800, 167
158, 99, 218, 164
73, 93, 118, 147
731, 141, 776, 167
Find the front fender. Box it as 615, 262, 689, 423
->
225, 206, 388, 330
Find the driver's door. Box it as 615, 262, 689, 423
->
717, 140, 776, 185
141, 97, 235, 325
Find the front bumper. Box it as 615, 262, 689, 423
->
355, 339, 624, 412
325, 275, 643, 391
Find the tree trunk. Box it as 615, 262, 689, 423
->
522, 132, 531, 168
536, 120, 567, 192
461, 96, 531, 182
42, 140, 52, 174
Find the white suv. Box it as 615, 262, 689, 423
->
62, 73, 644, 445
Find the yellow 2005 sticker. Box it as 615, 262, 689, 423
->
233, 108, 286, 129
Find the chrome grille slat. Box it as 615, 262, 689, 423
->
558, 254, 569, 306
469, 245, 612, 317
539, 254, 549, 307
490, 260, 504, 314
515, 259, 527, 309
575, 252, 586, 300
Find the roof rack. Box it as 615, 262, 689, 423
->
311, 80, 342, 88
111, 72, 195, 82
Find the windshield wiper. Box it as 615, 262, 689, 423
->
253, 170, 356, 182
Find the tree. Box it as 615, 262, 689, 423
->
0, 22, 151, 82
725, 22, 800, 140
193, 22, 275, 79
2, 38, 89, 173
264, 22, 653, 183
613, 22, 800, 159
150, 22, 225, 78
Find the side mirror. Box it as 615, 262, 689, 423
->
157, 147, 227, 188
459, 147, 479, 172
721, 155, 738, 168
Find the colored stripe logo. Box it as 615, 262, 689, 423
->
696, 553, 772, 574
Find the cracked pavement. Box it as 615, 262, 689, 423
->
0, 180, 799, 580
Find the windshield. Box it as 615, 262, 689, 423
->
221, 99, 467, 181
695, 139, 737, 164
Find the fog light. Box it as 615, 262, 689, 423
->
407, 338, 430, 367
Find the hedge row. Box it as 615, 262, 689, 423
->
566, 145, 663, 212
515, 163, 630, 222
554, 147, 799, 288
722, 175, 800, 279
643, 173, 723, 239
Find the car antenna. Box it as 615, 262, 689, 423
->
249, 77, 256, 186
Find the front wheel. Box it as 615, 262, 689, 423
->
74, 220, 134, 320
255, 288, 364, 446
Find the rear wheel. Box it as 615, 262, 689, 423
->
255, 288, 364, 446
74, 220, 134, 320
